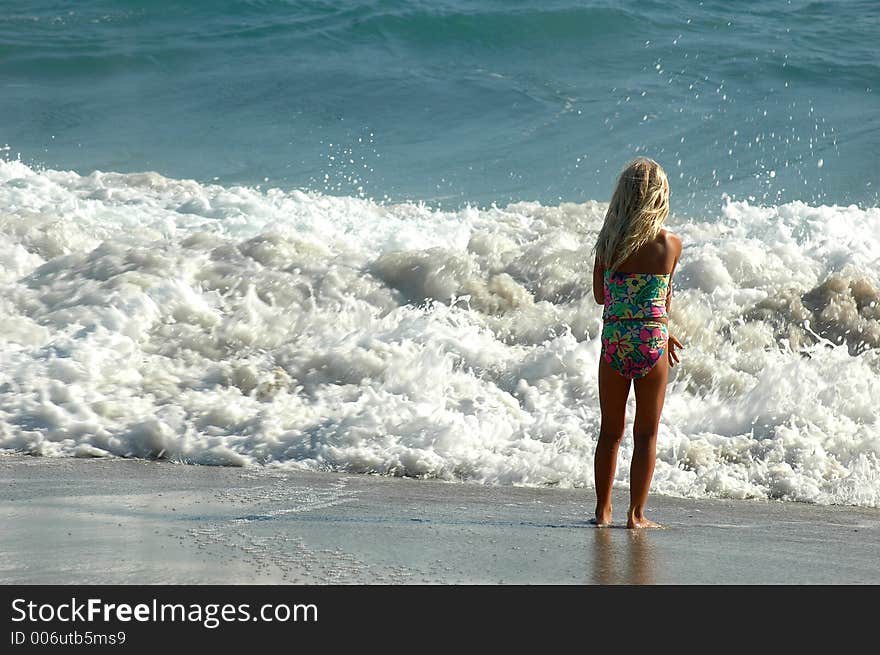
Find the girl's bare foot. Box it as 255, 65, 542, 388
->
593, 506, 613, 527
626, 512, 663, 529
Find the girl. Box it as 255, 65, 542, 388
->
591, 158, 683, 529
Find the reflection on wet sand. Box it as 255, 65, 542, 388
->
590, 528, 656, 584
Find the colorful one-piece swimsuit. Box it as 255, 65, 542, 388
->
601, 270, 670, 379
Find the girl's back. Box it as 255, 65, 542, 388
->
614, 229, 680, 275
592, 229, 681, 306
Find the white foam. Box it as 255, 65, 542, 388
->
1, 160, 879, 506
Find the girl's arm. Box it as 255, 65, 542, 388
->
666, 259, 677, 314
666, 235, 682, 314
592, 252, 605, 305
666, 234, 683, 367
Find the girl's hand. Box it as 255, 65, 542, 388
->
668, 335, 683, 367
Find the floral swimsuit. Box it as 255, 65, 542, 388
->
601, 271, 670, 379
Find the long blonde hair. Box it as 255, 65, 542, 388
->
594, 158, 670, 272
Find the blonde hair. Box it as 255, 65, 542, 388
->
594, 158, 670, 272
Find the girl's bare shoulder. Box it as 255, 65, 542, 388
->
658, 229, 682, 252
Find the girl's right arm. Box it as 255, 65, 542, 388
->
665, 233, 682, 314
666, 233, 683, 367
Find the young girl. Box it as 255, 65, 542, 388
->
591, 158, 683, 529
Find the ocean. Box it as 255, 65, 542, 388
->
1, 0, 878, 507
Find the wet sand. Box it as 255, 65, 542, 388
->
1, 454, 878, 584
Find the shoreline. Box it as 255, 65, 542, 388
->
2, 454, 878, 584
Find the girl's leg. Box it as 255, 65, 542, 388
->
628, 354, 669, 528
594, 357, 632, 525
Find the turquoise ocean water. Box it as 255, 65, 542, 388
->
2, 0, 877, 210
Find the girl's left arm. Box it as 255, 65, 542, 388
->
592, 253, 605, 305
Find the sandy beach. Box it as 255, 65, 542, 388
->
1, 454, 877, 585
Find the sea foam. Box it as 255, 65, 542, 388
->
1, 160, 879, 506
